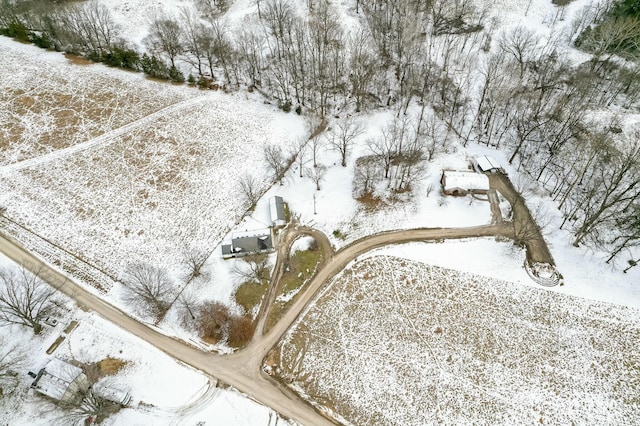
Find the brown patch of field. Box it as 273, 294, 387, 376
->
356, 191, 385, 210
80, 357, 128, 383
64, 53, 94, 66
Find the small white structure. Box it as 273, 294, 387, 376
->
441, 170, 490, 196
269, 196, 286, 227
30, 358, 90, 404
94, 384, 131, 406
473, 155, 502, 174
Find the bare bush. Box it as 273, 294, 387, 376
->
198, 301, 230, 343
227, 315, 255, 348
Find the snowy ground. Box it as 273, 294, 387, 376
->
0, 37, 193, 167
2, 0, 640, 422
275, 255, 640, 425
0, 254, 285, 426
0, 37, 305, 312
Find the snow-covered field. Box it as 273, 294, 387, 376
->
0, 38, 306, 297
2, 0, 640, 422
275, 255, 640, 425
0, 37, 193, 167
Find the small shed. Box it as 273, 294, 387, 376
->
441, 170, 490, 196
221, 229, 274, 259
269, 196, 286, 227
473, 155, 502, 174
30, 358, 90, 404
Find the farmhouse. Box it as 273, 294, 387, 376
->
473, 155, 502, 174
441, 170, 490, 196
270, 196, 286, 227
221, 229, 274, 259
29, 358, 90, 404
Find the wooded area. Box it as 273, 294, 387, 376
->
1, 0, 639, 267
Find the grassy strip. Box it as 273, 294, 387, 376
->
234, 280, 269, 314
265, 241, 324, 332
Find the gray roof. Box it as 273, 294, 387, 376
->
222, 229, 274, 258
232, 233, 273, 253
270, 196, 286, 225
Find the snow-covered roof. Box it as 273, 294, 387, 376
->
442, 171, 490, 192
31, 358, 83, 401
474, 156, 501, 172
270, 196, 286, 226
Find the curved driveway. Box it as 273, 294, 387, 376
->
0, 222, 513, 425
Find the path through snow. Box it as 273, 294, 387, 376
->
0, 95, 209, 175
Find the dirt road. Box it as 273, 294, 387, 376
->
488, 173, 554, 264
0, 223, 513, 425
0, 233, 337, 425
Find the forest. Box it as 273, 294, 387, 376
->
1, 0, 640, 268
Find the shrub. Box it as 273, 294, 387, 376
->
227, 315, 254, 348
169, 66, 185, 83
198, 301, 230, 343
140, 53, 170, 80
280, 101, 292, 112
1, 22, 29, 42
31, 33, 52, 49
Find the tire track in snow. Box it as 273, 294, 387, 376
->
0, 95, 209, 175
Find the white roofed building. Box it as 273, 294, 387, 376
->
441, 170, 490, 196
473, 155, 503, 174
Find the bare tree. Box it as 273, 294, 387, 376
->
306, 164, 327, 190
233, 254, 270, 284
348, 28, 378, 112
181, 247, 210, 280
367, 127, 397, 179
309, 135, 324, 167
290, 137, 308, 178
328, 115, 364, 167
238, 173, 261, 209
0, 265, 57, 335
145, 17, 184, 68
180, 6, 206, 76
57, 386, 117, 426
121, 264, 173, 321
353, 156, 379, 198
176, 290, 200, 328
569, 140, 640, 247
237, 29, 266, 87
498, 26, 540, 80
264, 144, 290, 184
0, 337, 23, 396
